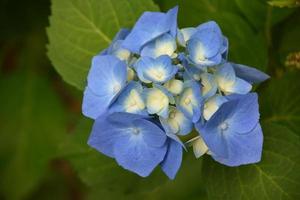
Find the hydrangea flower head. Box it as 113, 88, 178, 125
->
82, 6, 269, 179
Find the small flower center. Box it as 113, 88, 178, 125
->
198, 53, 206, 61
156, 73, 163, 79
184, 98, 191, 105
132, 128, 140, 135
153, 69, 164, 80
220, 122, 228, 131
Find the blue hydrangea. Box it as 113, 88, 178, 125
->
82, 6, 269, 179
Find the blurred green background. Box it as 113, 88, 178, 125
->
0, 0, 299, 200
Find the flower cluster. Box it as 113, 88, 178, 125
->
82, 6, 269, 179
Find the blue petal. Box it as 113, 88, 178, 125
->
216, 62, 253, 94
177, 27, 196, 46
132, 118, 167, 148
215, 62, 236, 85
88, 113, 129, 158
89, 112, 168, 177
183, 64, 203, 81
186, 21, 224, 66
87, 55, 127, 96
225, 93, 259, 134
177, 80, 203, 123
146, 56, 178, 83
113, 119, 167, 177
196, 21, 222, 35
178, 116, 194, 135
196, 93, 260, 159
180, 55, 206, 80
201, 53, 222, 66
114, 137, 166, 177
82, 87, 111, 119
166, 6, 179, 37
195, 100, 237, 158
105, 112, 150, 126
82, 55, 127, 119
187, 39, 222, 67
221, 37, 229, 59
161, 139, 183, 179
197, 20, 224, 57
204, 53, 222, 67
165, 132, 186, 149
228, 77, 252, 94
109, 81, 146, 115
189, 26, 222, 57
122, 7, 178, 53
135, 57, 152, 83
141, 33, 176, 58
196, 121, 229, 158
201, 73, 217, 99
136, 56, 178, 83
203, 95, 228, 120
232, 63, 270, 84
212, 123, 263, 166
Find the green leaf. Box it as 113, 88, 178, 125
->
157, 0, 268, 70
61, 118, 207, 200
259, 72, 300, 133
268, 0, 300, 8
47, 0, 159, 90
202, 72, 300, 200
234, 0, 267, 30
0, 37, 68, 200
234, 0, 294, 30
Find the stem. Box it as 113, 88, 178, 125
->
180, 130, 200, 143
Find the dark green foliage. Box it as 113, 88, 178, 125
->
0, 0, 299, 199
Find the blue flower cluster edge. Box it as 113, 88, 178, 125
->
82, 6, 270, 179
